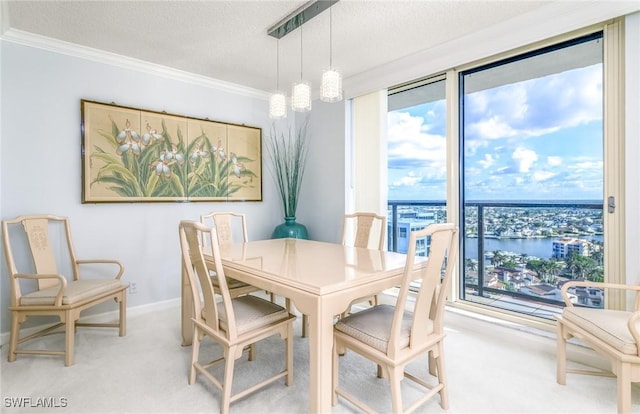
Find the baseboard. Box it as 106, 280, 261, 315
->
0, 297, 180, 346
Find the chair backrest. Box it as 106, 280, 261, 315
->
388, 223, 458, 358
2, 214, 79, 304
200, 212, 248, 244
341, 212, 387, 250
179, 220, 238, 340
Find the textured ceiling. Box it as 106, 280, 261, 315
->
4, 0, 553, 93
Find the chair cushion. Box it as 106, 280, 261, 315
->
563, 307, 638, 355
20, 279, 126, 306
217, 295, 289, 335
335, 304, 429, 353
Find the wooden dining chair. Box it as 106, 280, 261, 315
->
179, 220, 296, 414
300, 212, 387, 337
341, 211, 387, 251
341, 211, 387, 313
332, 223, 458, 413
2, 214, 128, 366
200, 211, 248, 245
199, 211, 264, 298
556, 280, 640, 414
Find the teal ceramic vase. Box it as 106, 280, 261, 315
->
272, 216, 309, 239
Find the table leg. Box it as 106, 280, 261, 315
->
306, 300, 334, 413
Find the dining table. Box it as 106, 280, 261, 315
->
181, 237, 420, 413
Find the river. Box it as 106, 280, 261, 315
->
464, 235, 603, 261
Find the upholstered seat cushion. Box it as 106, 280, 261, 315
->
20, 279, 126, 306
563, 307, 639, 355
335, 304, 431, 352
217, 295, 289, 335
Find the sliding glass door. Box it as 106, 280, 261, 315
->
459, 32, 604, 319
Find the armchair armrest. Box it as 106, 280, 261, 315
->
14, 273, 67, 306
560, 280, 640, 307
76, 259, 125, 280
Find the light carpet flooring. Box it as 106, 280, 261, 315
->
1, 297, 637, 414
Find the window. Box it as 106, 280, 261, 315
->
459, 32, 604, 319
387, 77, 448, 253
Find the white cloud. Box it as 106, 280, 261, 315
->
392, 171, 421, 187
465, 65, 602, 144
547, 156, 562, 166
388, 111, 446, 173
532, 171, 555, 182
478, 153, 496, 168
512, 147, 538, 173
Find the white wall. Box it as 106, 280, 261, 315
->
296, 101, 346, 243
0, 41, 306, 334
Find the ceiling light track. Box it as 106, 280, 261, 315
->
267, 0, 339, 39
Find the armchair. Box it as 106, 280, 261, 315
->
556, 280, 640, 414
2, 214, 128, 366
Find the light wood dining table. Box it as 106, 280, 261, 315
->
181, 237, 419, 413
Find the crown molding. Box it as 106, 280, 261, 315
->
0, 28, 270, 100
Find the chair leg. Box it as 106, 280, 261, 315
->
616, 362, 631, 414
189, 328, 201, 385
8, 312, 19, 362
64, 314, 75, 367
435, 342, 449, 410
248, 343, 256, 361
428, 350, 437, 376
556, 320, 567, 385
332, 341, 339, 406
119, 293, 127, 337
286, 323, 293, 386
389, 366, 403, 413
221, 346, 237, 414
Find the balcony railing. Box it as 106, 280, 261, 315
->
387, 200, 604, 319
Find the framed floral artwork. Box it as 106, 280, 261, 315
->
81, 100, 262, 203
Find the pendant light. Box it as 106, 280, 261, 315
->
291, 27, 311, 112
269, 39, 287, 119
320, 7, 342, 103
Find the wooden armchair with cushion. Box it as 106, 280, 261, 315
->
2, 214, 128, 366
556, 280, 640, 414
179, 220, 296, 413
332, 223, 458, 413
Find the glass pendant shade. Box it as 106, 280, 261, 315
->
291, 82, 311, 112
320, 69, 342, 103
269, 92, 287, 119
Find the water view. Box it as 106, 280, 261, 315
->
464, 235, 604, 264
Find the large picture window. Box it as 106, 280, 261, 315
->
459, 32, 604, 319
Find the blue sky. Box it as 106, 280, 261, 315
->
388, 64, 603, 201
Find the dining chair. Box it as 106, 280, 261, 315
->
199, 212, 264, 298
341, 211, 387, 251
300, 212, 387, 337
332, 223, 458, 413
179, 220, 296, 414
556, 280, 640, 414
2, 214, 128, 366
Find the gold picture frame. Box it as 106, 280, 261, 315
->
81, 100, 262, 203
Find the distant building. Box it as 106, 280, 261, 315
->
388, 209, 436, 256
552, 237, 591, 259
519, 283, 563, 301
